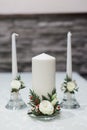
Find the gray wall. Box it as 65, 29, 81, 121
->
0, 14, 87, 78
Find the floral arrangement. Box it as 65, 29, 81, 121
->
28, 89, 60, 116
11, 76, 25, 93
61, 75, 78, 94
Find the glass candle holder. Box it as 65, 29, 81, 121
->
5, 91, 27, 110
60, 92, 80, 109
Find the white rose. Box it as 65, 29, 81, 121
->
51, 98, 58, 106
39, 100, 54, 115
67, 81, 76, 92
11, 80, 21, 90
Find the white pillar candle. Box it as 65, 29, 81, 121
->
32, 53, 56, 98
12, 33, 19, 79
66, 32, 72, 79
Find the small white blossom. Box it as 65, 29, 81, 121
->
11, 80, 21, 90
52, 94, 57, 100
67, 81, 76, 92
51, 98, 58, 106
39, 100, 54, 115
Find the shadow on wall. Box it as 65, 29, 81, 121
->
0, 14, 87, 79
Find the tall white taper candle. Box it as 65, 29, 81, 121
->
32, 53, 56, 98
67, 32, 72, 79
12, 33, 19, 79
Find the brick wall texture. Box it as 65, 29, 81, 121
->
0, 14, 87, 78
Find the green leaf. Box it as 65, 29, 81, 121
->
16, 75, 21, 80
29, 89, 41, 105
70, 91, 75, 94
64, 90, 68, 93
52, 88, 56, 95
28, 102, 35, 107
48, 93, 52, 101
11, 88, 19, 93
65, 75, 72, 82
42, 95, 48, 100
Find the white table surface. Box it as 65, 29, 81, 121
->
0, 72, 87, 130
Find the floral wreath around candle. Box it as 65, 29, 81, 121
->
28, 89, 60, 116
11, 76, 25, 93
61, 75, 79, 94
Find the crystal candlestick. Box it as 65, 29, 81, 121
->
60, 92, 80, 109
5, 91, 27, 110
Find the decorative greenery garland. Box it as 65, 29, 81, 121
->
28, 89, 60, 116
11, 76, 25, 93
61, 75, 78, 94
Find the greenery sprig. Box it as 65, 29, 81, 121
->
61, 75, 79, 94
28, 88, 60, 116
15, 75, 25, 89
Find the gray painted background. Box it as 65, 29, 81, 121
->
0, 14, 87, 79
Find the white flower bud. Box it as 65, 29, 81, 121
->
51, 98, 58, 106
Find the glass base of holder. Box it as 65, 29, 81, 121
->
60, 93, 80, 109
28, 111, 60, 121
5, 92, 27, 110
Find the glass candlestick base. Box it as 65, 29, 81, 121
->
5, 91, 27, 110
60, 93, 80, 109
